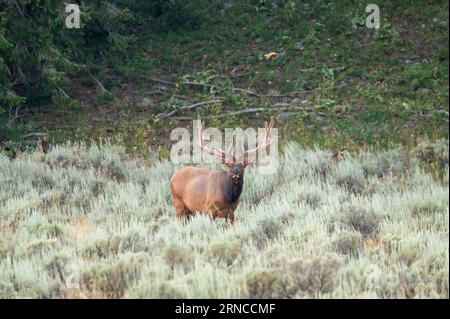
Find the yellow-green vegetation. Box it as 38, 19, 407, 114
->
0, 141, 448, 298
1, 1, 448, 156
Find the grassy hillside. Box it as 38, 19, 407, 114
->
1, 0, 448, 155
0, 142, 448, 298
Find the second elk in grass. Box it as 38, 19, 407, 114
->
170, 119, 275, 223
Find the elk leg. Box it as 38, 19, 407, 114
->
217, 209, 234, 225
227, 211, 235, 224
172, 195, 188, 219
225, 211, 234, 225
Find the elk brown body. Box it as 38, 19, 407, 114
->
170, 165, 244, 222
170, 119, 274, 223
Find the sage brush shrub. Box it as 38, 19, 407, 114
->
340, 205, 380, 237
333, 231, 363, 257
273, 255, 341, 298
415, 139, 449, 168
244, 270, 279, 299
333, 160, 366, 194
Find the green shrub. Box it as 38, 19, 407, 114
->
359, 149, 410, 177
415, 139, 449, 166
208, 241, 242, 266
245, 270, 279, 299
276, 255, 342, 298
334, 162, 365, 194
163, 244, 194, 268
0, 0, 208, 109
409, 199, 445, 216
340, 205, 380, 237
250, 218, 284, 248
81, 255, 144, 298
397, 246, 421, 266
333, 231, 363, 256
128, 280, 187, 299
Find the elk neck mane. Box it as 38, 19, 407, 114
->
224, 171, 243, 203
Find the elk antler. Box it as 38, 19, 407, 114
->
197, 120, 234, 164
240, 117, 275, 166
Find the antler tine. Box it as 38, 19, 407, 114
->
265, 117, 274, 136
261, 117, 274, 148
242, 117, 275, 164
197, 120, 227, 161
227, 138, 234, 155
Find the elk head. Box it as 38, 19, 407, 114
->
196, 118, 275, 181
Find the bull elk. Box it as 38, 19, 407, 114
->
170, 119, 275, 223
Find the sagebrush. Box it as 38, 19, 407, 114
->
0, 142, 448, 298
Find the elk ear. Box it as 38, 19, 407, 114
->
223, 161, 233, 169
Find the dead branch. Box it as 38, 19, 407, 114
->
146, 78, 178, 86
14, 0, 25, 17
410, 110, 449, 119
161, 99, 224, 119
90, 73, 109, 93
145, 77, 315, 99
23, 132, 48, 139
142, 90, 166, 95
168, 106, 321, 120
212, 73, 250, 79
264, 89, 318, 98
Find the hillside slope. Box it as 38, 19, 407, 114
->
1, 1, 448, 154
